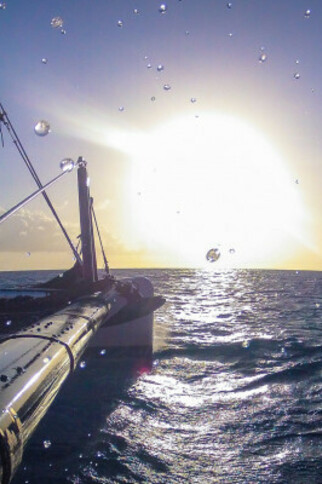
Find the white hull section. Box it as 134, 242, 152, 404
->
89, 276, 154, 349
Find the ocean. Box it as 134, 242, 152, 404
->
2, 268, 322, 484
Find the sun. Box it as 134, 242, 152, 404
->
118, 112, 308, 267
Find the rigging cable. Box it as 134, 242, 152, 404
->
91, 203, 109, 275
0, 113, 4, 148
0, 103, 82, 265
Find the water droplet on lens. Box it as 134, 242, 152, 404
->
51, 17, 63, 29
157, 64, 164, 72
315, 303, 320, 308
159, 4, 167, 14
190, 97, 197, 103
41, 58, 48, 64
147, 63, 152, 69
151, 96, 156, 101
43, 440, 51, 449
6, 320, 11, 326
0, 3, 6, 10
163, 84, 171, 91
206, 248, 220, 262
259, 53, 267, 63
117, 19, 123, 27
118, 106, 125, 112
60, 158, 75, 172
96, 451, 103, 458
227, 2, 232, 8
242, 340, 249, 348
304, 9, 311, 19
294, 72, 300, 79
185, 30, 190, 35
26, 252, 31, 257
100, 349, 106, 356
144, 55, 148, 60
34, 120, 51, 136
79, 361, 86, 369
43, 356, 51, 364
133, 8, 139, 14
295, 179, 299, 184
229, 248, 235, 254
295, 59, 300, 64
228, 32, 233, 37
60, 28, 66, 35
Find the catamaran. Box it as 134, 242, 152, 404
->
0, 103, 164, 484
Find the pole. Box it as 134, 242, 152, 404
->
77, 159, 97, 282
0, 171, 70, 226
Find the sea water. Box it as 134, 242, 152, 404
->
3, 268, 322, 484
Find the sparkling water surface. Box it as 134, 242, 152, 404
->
3, 268, 321, 484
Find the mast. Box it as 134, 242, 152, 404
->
77, 158, 98, 282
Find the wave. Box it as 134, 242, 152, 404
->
228, 359, 322, 393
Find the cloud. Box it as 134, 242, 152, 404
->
0, 207, 78, 253
0, 201, 161, 268
0, 205, 148, 267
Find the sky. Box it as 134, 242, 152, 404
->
0, 0, 321, 271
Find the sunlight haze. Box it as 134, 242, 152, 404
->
0, 0, 321, 271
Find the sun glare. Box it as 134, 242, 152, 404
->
115, 112, 308, 267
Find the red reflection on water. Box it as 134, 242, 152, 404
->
133, 358, 152, 376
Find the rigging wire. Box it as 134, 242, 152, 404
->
75, 235, 82, 254
91, 203, 109, 275
0, 103, 82, 266
0, 114, 4, 148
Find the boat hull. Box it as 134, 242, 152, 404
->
0, 277, 156, 483
89, 276, 154, 355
